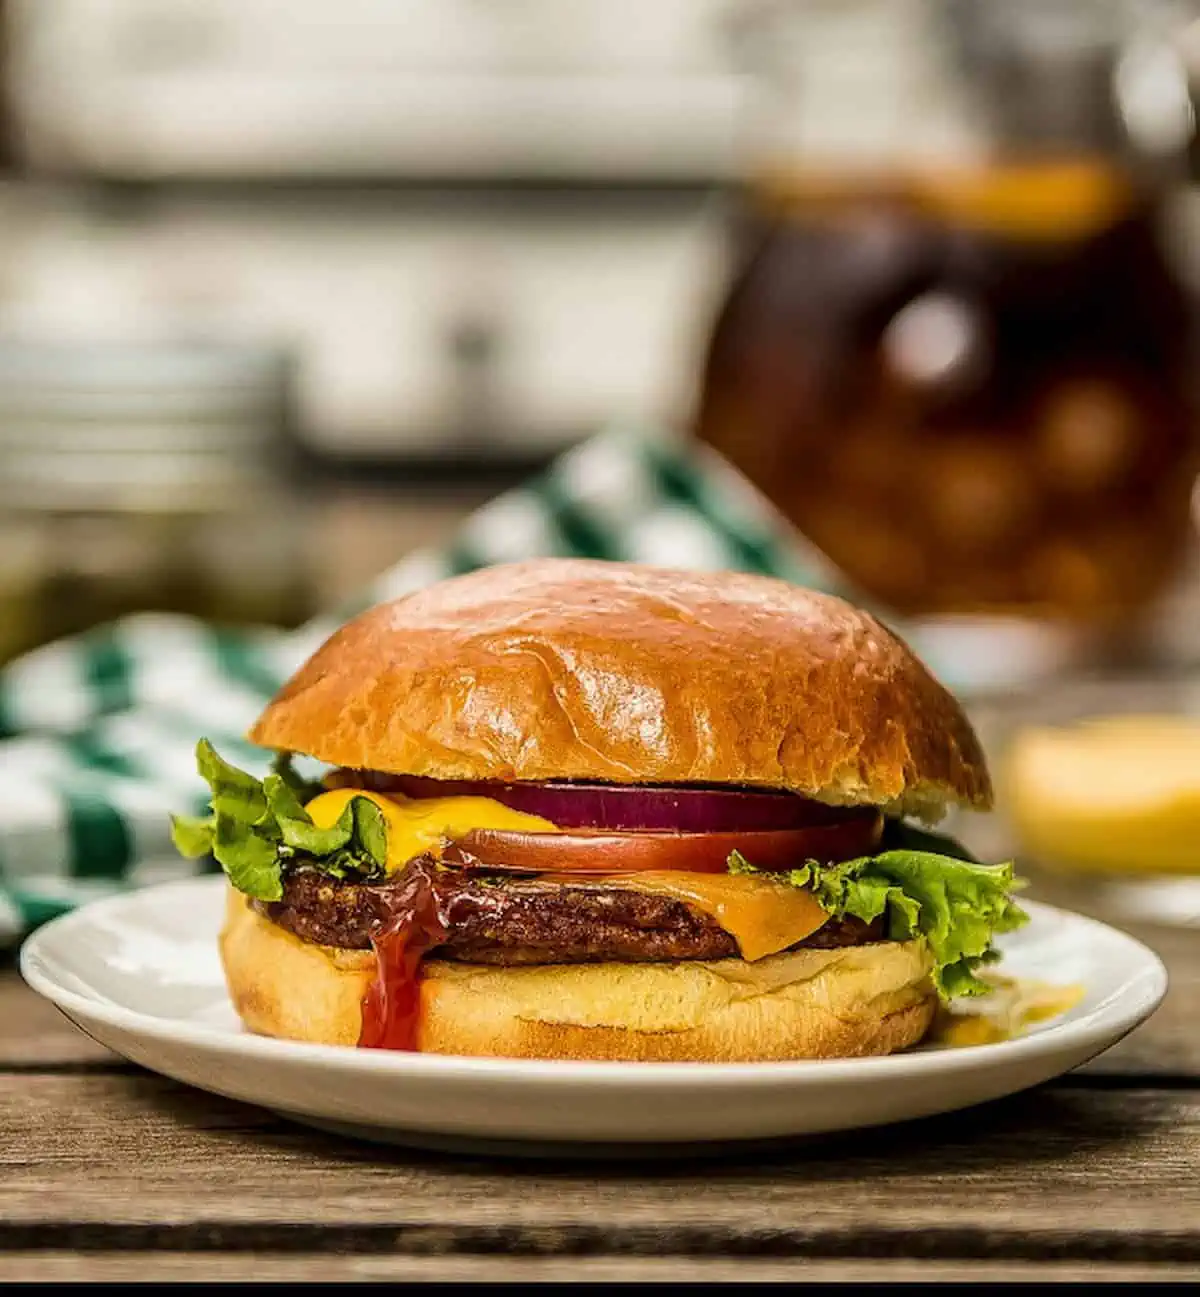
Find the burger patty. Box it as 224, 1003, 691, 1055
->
260, 864, 885, 964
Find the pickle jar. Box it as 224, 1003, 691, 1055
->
0, 337, 312, 663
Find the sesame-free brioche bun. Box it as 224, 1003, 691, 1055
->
220, 887, 937, 1062
249, 559, 990, 821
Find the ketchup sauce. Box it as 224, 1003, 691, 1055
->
356, 878, 447, 1049
355, 858, 505, 1051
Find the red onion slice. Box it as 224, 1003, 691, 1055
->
355, 772, 874, 833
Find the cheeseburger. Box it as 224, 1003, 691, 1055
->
172, 559, 1025, 1062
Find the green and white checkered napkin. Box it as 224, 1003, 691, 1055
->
0, 424, 978, 944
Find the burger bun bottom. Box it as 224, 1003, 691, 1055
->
220, 886, 936, 1063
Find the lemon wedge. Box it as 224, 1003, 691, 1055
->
1004, 714, 1200, 875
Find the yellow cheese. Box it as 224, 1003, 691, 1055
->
303, 788, 559, 872
599, 870, 831, 962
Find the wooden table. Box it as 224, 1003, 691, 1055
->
2, 916, 1198, 1283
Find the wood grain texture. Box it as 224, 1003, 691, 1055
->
2, 1254, 1198, 1282
1, 1074, 1199, 1261
0, 966, 118, 1068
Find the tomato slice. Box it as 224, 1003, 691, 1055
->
448, 814, 882, 875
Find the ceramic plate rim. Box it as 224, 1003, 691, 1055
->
19, 876, 1168, 1087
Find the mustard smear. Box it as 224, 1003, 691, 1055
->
1004, 714, 1200, 876
929, 974, 1084, 1048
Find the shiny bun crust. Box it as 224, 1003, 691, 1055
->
220, 888, 937, 1062
250, 558, 991, 820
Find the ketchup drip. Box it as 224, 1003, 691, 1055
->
357, 860, 452, 1051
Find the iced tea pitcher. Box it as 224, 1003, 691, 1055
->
696, 0, 1200, 631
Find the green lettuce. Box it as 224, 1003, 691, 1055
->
729, 845, 1027, 999
170, 739, 388, 901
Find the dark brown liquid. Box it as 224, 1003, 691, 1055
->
694, 163, 1198, 620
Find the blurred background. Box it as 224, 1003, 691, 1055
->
4, 0, 1200, 909
0, 0, 742, 650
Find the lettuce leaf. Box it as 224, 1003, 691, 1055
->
169, 739, 388, 901
729, 847, 1028, 999
169, 813, 216, 859
213, 805, 281, 901
260, 772, 380, 863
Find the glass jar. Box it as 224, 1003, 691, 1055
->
696, 0, 1200, 659
0, 338, 312, 663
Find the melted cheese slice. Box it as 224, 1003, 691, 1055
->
303, 789, 830, 959
595, 871, 830, 962
303, 788, 558, 872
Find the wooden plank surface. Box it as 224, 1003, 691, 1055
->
2, 1254, 1199, 1282
0, 966, 117, 1068
1, 1074, 1199, 1261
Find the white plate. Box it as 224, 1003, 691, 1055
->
19, 877, 1166, 1154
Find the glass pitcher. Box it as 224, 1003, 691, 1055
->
696, 0, 1200, 644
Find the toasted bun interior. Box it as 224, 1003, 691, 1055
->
249, 559, 989, 822
220, 887, 937, 1062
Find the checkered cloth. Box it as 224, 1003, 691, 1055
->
0, 425, 975, 944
